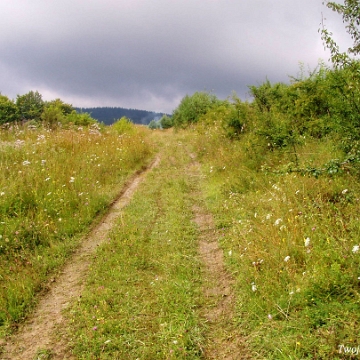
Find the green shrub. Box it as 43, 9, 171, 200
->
112, 116, 136, 134
172, 91, 220, 128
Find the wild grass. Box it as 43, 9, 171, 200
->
191, 124, 360, 359
65, 134, 206, 359
0, 122, 154, 336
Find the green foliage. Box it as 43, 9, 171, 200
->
0, 95, 18, 125
172, 91, 220, 128
159, 114, 173, 129
45, 98, 74, 115
16, 91, 44, 121
41, 105, 65, 128
148, 119, 161, 129
321, 0, 360, 67
65, 111, 97, 127
112, 116, 136, 134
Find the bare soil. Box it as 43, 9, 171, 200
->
189, 156, 250, 359
0, 157, 160, 360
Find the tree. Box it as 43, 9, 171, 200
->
16, 91, 44, 121
160, 115, 173, 129
321, 0, 360, 68
172, 91, 220, 128
321, 1, 360, 138
148, 119, 160, 129
0, 95, 18, 124
45, 99, 74, 115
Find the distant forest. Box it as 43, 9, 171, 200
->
75, 107, 168, 125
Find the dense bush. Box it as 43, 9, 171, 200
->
172, 91, 220, 128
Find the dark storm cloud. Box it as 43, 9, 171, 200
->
0, 0, 350, 112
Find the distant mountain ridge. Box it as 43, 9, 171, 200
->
75, 107, 168, 125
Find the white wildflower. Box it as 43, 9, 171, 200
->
304, 237, 311, 247
41, 159, 46, 165
22, 160, 30, 166
352, 245, 359, 253
14, 139, 25, 148
0, 192, 4, 196
342, 189, 348, 194
251, 282, 257, 292
284, 256, 290, 262
45, 177, 51, 181
69, 177, 75, 183
274, 218, 282, 226
228, 250, 232, 256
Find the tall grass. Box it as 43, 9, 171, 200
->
0, 123, 154, 335
191, 123, 360, 359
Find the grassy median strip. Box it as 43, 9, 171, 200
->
66, 138, 206, 359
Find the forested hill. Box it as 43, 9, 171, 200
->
75, 107, 168, 125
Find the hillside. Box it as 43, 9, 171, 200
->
75, 106, 168, 125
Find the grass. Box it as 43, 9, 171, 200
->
1, 120, 360, 358
65, 132, 207, 359
190, 123, 360, 359
0, 122, 154, 336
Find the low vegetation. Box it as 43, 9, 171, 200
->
0, 121, 154, 336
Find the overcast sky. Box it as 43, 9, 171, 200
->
0, 0, 351, 113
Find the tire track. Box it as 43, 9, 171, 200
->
188, 153, 250, 359
0, 156, 160, 360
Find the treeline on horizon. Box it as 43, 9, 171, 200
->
75, 107, 168, 125
0, 91, 170, 128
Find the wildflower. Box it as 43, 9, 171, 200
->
266, 214, 272, 220
352, 245, 359, 254
228, 250, 232, 256
274, 218, 282, 226
342, 189, 348, 194
45, 177, 50, 181
284, 256, 290, 262
22, 160, 30, 166
267, 314, 273, 320
304, 237, 310, 247
69, 177, 75, 183
0, 192, 4, 196
251, 282, 257, 292
93, 326, 97, 331
41, 159, 46, 165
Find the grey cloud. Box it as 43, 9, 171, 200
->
0, 0, 350, 113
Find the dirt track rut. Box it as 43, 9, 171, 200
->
0, 157, 160, 360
